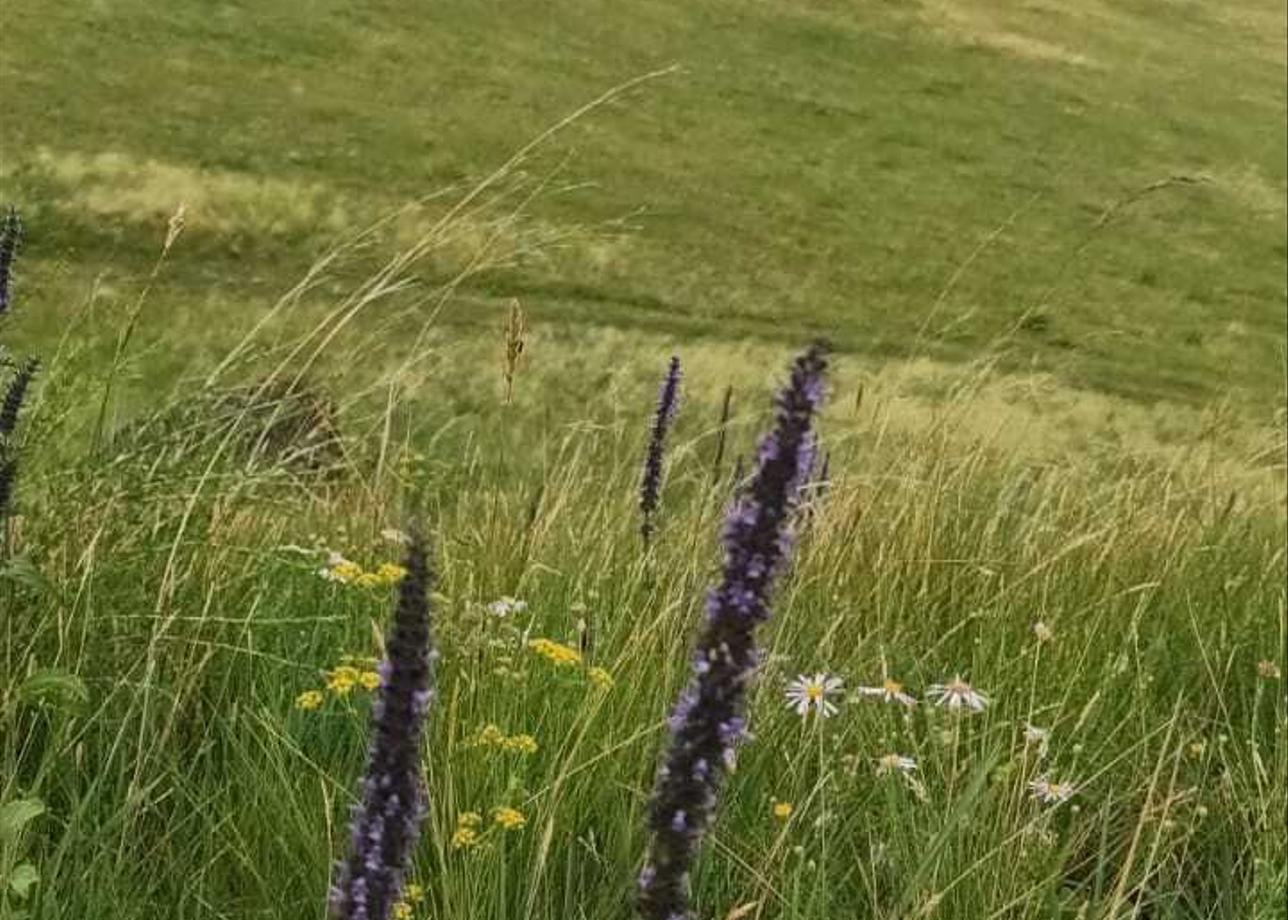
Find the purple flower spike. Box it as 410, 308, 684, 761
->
0, 208, 22, 316
637, 343, 828, 920
330, 528, 436, 920
640, 355, 682, 545
0, 357, 38, 439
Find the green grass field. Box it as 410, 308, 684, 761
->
1, 0, 1285, 918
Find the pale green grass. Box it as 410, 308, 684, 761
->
2, 0, 1286, 409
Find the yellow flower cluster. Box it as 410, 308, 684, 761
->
492, 806, 526, 830
293, 662, 382, 710
451, 811, 483, 850
295, 690, 324, 711
528, 637, 582, 667
450, 806, 528, 850
587, 666, 614, 690
319, 555, 407, 588
326, 664, 382, 696
391, 882, 425, 919
525, 639, 615, 692
468, 724, 539, 755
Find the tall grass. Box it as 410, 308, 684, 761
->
2, 320, 1282, 918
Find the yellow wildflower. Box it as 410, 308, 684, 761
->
502, 733, 539, 755
327, 666, 360, 695
493, 806, 527, 830
354, 572, 381, 589
456, 811, 482, 829
450, 811, 483, 849
295, 690, 324, 711
469, 724, 538, 754
330, 560, 363, 584
404, 884, 425, 904
450, 826, 480, 850
587, 666, 614, 690
358, 670, 381, 691
528, 638, 582, 667
376, 562, 408, 583
473, 724, 507, 747
392, 901, 412, 920
772, 800, 793, 820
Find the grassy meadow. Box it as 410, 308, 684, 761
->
1, 0, 1286, 918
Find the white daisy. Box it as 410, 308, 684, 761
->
784, 673, 844, 719
874, 753, 918, 775
487, 596, 528, 617
1032, 621, 1055, 643
925, 675, 989, 712
855, 677, 917, 708
1029, 775, 1077, 805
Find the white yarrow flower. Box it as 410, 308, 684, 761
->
784, 673, 844, 719
926, 675, 989, 712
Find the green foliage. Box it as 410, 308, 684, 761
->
14, 671, 89, 717
1, 797, 45, 916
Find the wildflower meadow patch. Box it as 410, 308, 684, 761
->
1, 4, 1285, 915
0, 238, 1284, 918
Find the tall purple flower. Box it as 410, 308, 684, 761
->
638, 343, 828, 920
639, 355, 682, 545
0, 357, 38, 439
0, 208, 22, 316
330, 528, 436, 920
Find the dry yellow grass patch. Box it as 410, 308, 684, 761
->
919, 1, 1098, 68
24, 148, 351, 237
1211, 165, 1288, 222
395, 326, 1284, 512
11, 147, 628, 285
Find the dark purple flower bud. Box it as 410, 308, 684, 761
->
0, 454, 16, 521
330, 528, 436, 920
0, 357, 39, 440
640, 355, 682, 546
637, 343, 827, 920
0, 208, 22, 316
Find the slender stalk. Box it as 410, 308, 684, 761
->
711, 384, 733, 482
